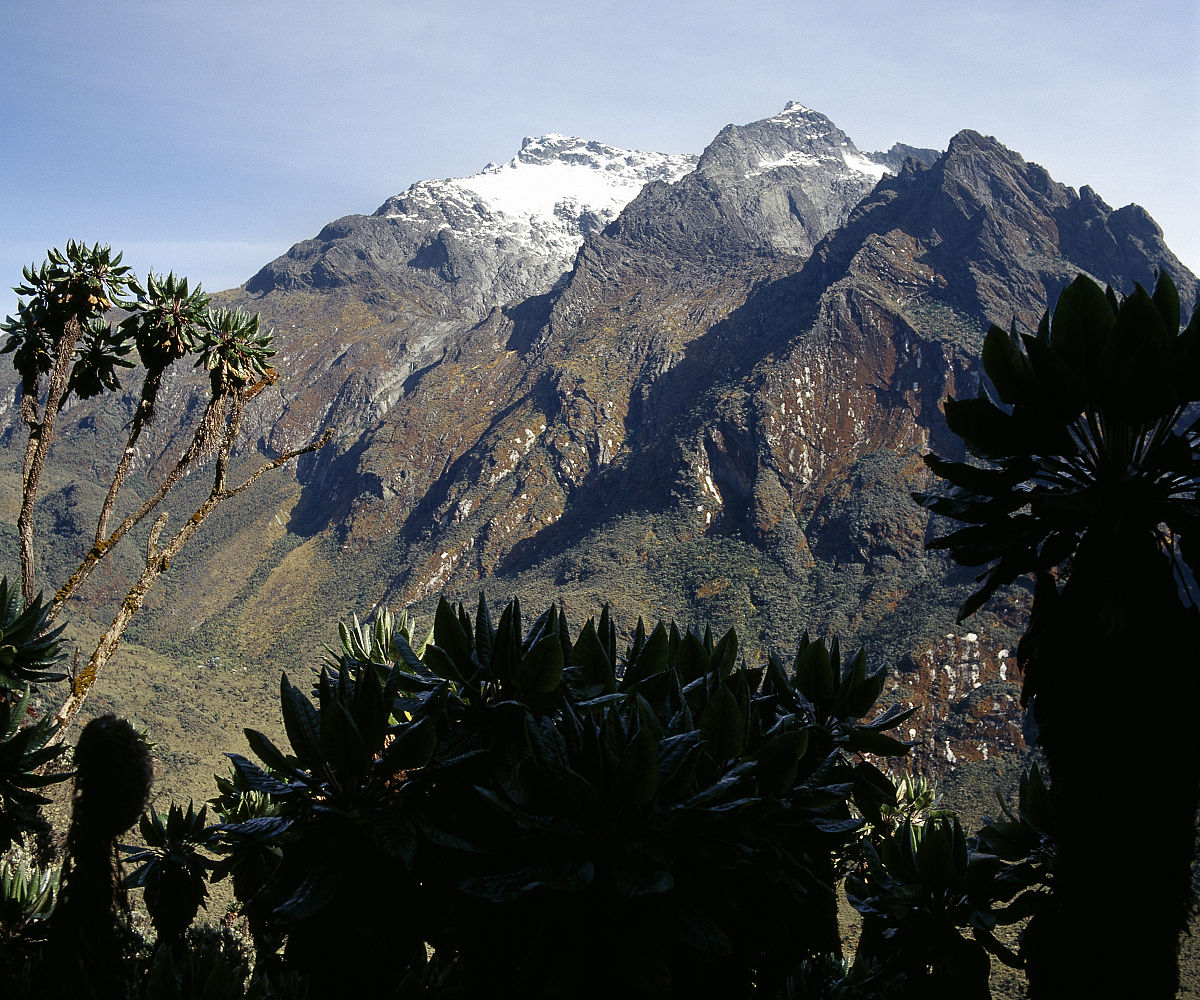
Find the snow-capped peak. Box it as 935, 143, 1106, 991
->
745, 102, 891, 184
770, 101, 815, 120
376, 135, 697, 263
461, 134, 697, 223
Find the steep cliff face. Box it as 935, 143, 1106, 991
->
890, 630, 1028, 779
685, 127, 1199, 585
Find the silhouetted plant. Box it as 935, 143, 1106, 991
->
0, 576, 71, 853
217, 658, 437, 995
0, 577, 67, 690
846, 765, 1053, 998
206, 766, 287, 977
0, 849, 60, 991
48, 714, 152, 998
915, 271, 1200, 997
211, 596, 917, 997
0, 686, 71, 855
121, 801, 216, 948
0, 852, 59, 928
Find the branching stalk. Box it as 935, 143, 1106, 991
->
49, 391, 227, 624
51, 426, 331, 735
94, 366, 166, 544
18, 315, 83, 604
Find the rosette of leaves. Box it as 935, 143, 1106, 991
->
111, 268, 208, 450
0, 853, 59, 991
0, 577, 67, 689
762, 631, 915, 758
210, 764, 281, 826
421, 605, 914, 998
848, 814, 995, 998
1, 854, 59, 931
914, 271, 1200, 629
3, 242, 142, 408
1, 855, 58, 922
121, 270, 209, 374
0, 687, 71, 852
4, 242, 140, 339
138, 924, 253, 1000
847, 768, 1056, 998
64, 316, 134, 403
753, 630, 915, 852
877, 772, 940, 828
195, 307, 276, 396
0, 299, 55, 388
120, 802, 216, 946
391, 596, 572, 797
0, 577, 70, 852
218, 661, 443, 993
324, 606, 432, 685
422, 595, 568, 710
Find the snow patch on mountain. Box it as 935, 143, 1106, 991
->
767, 101, 814, 123
748, 150, 822, 177
840, 149, 889, 181
378, 135, 697, 261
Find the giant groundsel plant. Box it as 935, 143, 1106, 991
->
915, 272, 1200, 998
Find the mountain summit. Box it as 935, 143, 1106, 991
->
635, 100, 937, 257
244, 104, 938, 315
245, 134, 697, 313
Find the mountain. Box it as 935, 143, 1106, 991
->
246, 133, 698, 314
8, 103, 1195, 787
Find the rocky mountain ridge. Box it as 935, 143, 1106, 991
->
246, 133, 699, 316
9, 103, 1196, 776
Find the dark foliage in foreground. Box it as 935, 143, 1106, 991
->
213, 596, 918, 996
917, 271, 1200, 998
10, 270, 1198, 996
75, 597, 1046, 998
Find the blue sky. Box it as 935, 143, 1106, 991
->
3, 1, 1197, 318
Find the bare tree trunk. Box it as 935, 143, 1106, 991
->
18, 316, 82, 604
52, 421, 331, 734
49, 392, 226, 624
94, 366, 165, 544
20, 388, 40, 484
